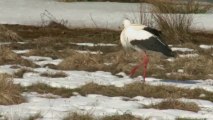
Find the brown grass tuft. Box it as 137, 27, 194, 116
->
14, 68, 34, 78
149, 0, 212, 14
146, 99, 200, 112
176, 117, 206, 120
64, 112, 94, 120
146, 0, 212, 44
64, 112, 143, 120
0, 47, 38, 67
25, 113, 43, 120
23, 82, 213, 102
23, 83, 74, 98
0, 25, 22, 42
165, 55, 213, 80
102, 114, 142, 120
40, 71, 67, 78
0, 73, 25, 105
25, 48, 77, 59
153, 13, 192, 44
57, 51, 107, 71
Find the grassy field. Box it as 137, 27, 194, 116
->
0, 1, 212, 118
2, 23, 213, 80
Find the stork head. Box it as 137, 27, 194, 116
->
123, 19, 131, 28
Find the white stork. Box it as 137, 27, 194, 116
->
120, 19, 175, 82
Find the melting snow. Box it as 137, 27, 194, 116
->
200, 45, 213, 49
0, 0, 213, 119
75, 50, 103, 54
171, 47, 194, 52
0, 92, 213, 120
179, 53, 199, 58
70, 42, 118, 47
0, 0, 213, 30
0, 55, 213, 120
12, 50, 30, 54
21, 56, 63, 66
0, 42, 11, 45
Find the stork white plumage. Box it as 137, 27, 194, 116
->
120, 19, 175, 82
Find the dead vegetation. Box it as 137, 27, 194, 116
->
149, 0, 212, 14
4, 24, 119, 44
146, 99, 200, 112
1, 23, 213, 80
64, 112, 142, 120
0, 47, 38, 67
14, 67, 34, 78
23, 83, 75, 97
59, 0, 144, 2
176, 118, 206, 120
164, 55, 213, 80
0, 73, 25, 105
23, 82, 213, 102
136, 0, 212, 44
148, 0, 194, 44
0, 25, 22, 42
64, 112, 94, 120
25, 113, 43, 120
40, 71, 67, 78
154, 13, 192, 44
57, 51, 108, 71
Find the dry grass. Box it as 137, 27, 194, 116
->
102, 114, 143, 120
176, 118, 206, 120
150, 0, 212, 14
14, 68, 34, 78
40, 71, 67, 78
136, 1, 212, 43
146, 99, 200, 112
64, 112, 94, 120
23, 82, 213, 102
0, 73, 25, 105
59, 0, 143, 2
0, 25, 22, 42
152, 11, 192, 44
27, 37, 71, 51
64, 112, 142, 120
4, 24, 119, 44
145, 0, 212, 44
25, 113, 43, 120
57, 50, 141, 74
28, 48, 212, 80
57, 51, 107, 71
80, 83, 213, 101
0, 47, 38, 67
2, 24, 213, 80
164, 55, 213, 80
25, 48, 85, 59
59, 0, 176, 3
23, 83, 75, 97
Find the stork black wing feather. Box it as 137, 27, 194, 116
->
130, 36, 175, 57
143, 27, 162, 38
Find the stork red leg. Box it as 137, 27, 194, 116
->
129, 60, 143, 77
129, 51, 149, 82
143, 52, 149, 82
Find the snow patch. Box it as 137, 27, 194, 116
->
70, 42, 118, 47
12, 50, 30, 54
200, 45, 213, 49
0, 92, 213, 120
171, 47, 194, 52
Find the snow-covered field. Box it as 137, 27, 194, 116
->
0, 55, 212, 120
0, 0, 213, 31
0, 0, 213, 120
0, 44, 212, 120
